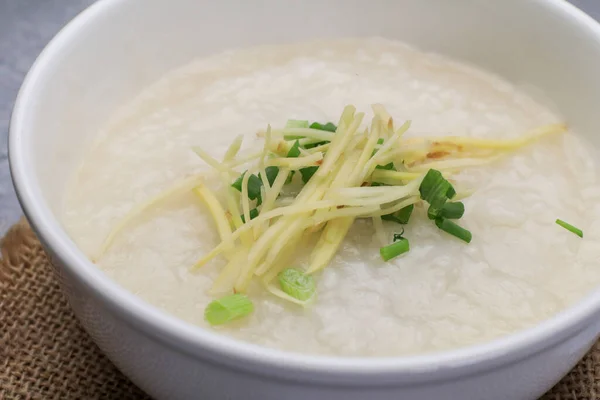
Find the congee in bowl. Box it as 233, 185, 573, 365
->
63, 37, 600, 357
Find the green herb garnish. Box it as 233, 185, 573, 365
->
435, 218, 472, 243
556, 219, 583, 238
204, 294, 254, 326
278, 268, 316, 301
260, 166, 280, 187
382, 204, 414, 224
419, 169, 456, 219
240, 208, 259, 223
376, 162, 395, 171
231, 171, 263, 201
300, 166, 319, 183
310, 122, 337, 132
286, 119, 309, 129
304, 140, 329, 149
440, 202, 465, 219
380, 238, 410, 261
287, 140, 301, 158
283, 120, 310, 140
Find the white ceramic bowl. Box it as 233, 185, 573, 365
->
9, 0, 600, 399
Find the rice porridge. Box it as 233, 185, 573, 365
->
62, 38, 600, 357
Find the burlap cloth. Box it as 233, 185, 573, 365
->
0, 219, 598, 399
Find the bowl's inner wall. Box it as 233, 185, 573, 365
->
20, 0, 600, 222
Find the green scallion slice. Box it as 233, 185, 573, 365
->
300, 166, 319, 183
231, 171, 263, 201
440, 202, 465, 219
435, 218, 472, 243
303, 140, 329, 149
382, 204, 414, 224
287, 140, 301, 158
285, 119, 309, 129
240, 208, 259, 223
376, 162, 395, 171
419, 169, 456, 219
261, 166, 280, 187
556, 219, 583, 238
283, 120, 310, 140
278, 268, 316, 301
380, 238, 410, 261
204, 294, 254, 326
309, 122, 337, 132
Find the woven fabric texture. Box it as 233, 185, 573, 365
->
0, 218, 598, 399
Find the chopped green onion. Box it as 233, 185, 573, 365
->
300, 166, 319, 183
240, 208, 259, 223
278, 268, 316, 301
382, 204, 414, 224
309, 122, 337, 132
446, 185, 456, 199
304, 140, 329, 149
261, 166, 280, 187
285, 119, 309, 129
287, 140, 301, 158
440, 202, 465, 219
380, 238, 410, 261
556, 219, 583, 238
204, 294, 254, 326
435, 218, 472, 243
376, 162, 395, 171
231, 172, 263, 201
283, 120, 310, 140
419, 169, 456, 219
377, 138, 384, 145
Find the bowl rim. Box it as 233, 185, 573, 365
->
9, 0, 600, 384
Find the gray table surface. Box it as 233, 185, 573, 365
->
1, 0, 599, 236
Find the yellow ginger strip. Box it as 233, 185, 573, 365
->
315, 107, 363, 179
413, 123, 566, 151
235, 168, 342, 291
362, 120, 411, 178
254, 167, 290, 238
384, 123, 567, 166
369, 169, 423, 185
240, 167, 253, 227
266, 152, 324, 169
192, 188, 420, 271
223, 135, 244, 161
96, 174, 204, 260
307, 117, 384, 274
255, 127, 273, 238
192, 185, 232, 243
208, 249, 248, 294
408, 156, 502, 172
230, 109, 362, 288
262, 127, 336, 142
224, 151, 263, 168
275, 114, 366, 277
192, 146, 235, 173
255, 229, 306, 277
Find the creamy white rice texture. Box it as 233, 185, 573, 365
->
63, 38, 600, 357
